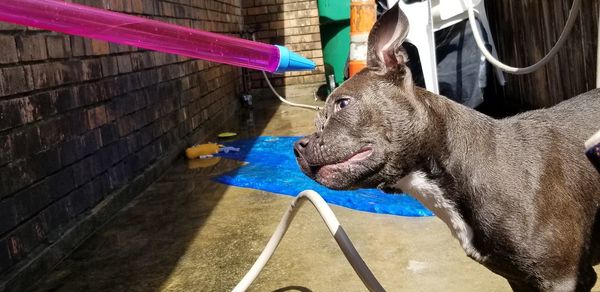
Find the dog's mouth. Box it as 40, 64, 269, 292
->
311, 146, 374, 178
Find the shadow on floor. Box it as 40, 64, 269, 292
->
30, 94, 320, 291
272, 285, 313, 292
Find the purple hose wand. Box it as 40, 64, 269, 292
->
0, 0, 315, 73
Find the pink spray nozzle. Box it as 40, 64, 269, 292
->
0, 0, 316, 73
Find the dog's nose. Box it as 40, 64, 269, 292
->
297, 137, 309, 148
294, 137, 310, 157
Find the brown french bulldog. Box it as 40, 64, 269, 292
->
294, 4, 600, 291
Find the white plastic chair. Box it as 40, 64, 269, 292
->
386, 0, 506, 94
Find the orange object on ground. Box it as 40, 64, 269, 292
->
185, 143, 220, 159
349, 0, 376, 77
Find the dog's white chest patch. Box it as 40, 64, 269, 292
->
393, 171, 486, 262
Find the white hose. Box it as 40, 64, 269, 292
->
249, 34, 321, 111
233, 190, 385, 292
463, 0, 582, 74
261, 71, 322, 111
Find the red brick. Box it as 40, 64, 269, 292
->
0, 35, 19, 64
0, 99, 26, 131
100, 56, 119, 77
81, 59, 103, 81
117, 55, 133, 74
0, 197, 17, 235
90, 39, 110, 55
70, 36, 86, 57
131, 0, 144, 13
1, 66, 32, 96
0, 238, 12, 277
87, 106, 108, 129
14, 180, 51, 223
16, 35, 47, 61
46, 35, 68, 59
0, 133, 14, 166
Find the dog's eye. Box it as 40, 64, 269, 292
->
335, 99, 350, 111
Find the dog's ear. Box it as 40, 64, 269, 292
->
367, 3, 409, 74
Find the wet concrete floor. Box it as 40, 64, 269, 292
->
32, 94, 600, 291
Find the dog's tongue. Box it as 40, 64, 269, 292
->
307, 147, 373, 168
314, 147, 373, 167
348, 147, 373, 162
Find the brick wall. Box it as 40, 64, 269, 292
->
243, 0, 326, 91
0, 1, 243, 290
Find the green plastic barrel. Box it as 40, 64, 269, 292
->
317, 0, 350, 86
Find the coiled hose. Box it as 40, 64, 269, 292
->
233, 190, 385, 292
463, 0, 582, 74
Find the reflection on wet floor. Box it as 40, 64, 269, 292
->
32, 95, 518, 291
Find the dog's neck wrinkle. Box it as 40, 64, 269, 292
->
417, 88, 497, 165
419, 88, 495, 130
415, 87, 500, 212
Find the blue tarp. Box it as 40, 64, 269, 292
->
213, 136, 432, 217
